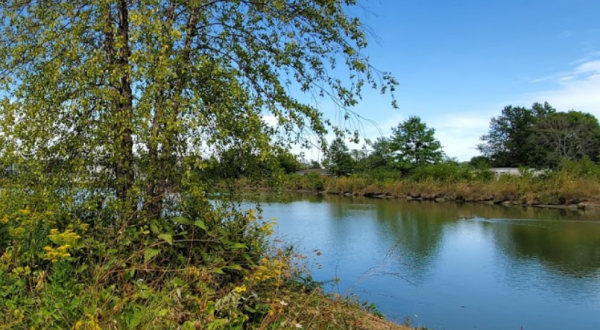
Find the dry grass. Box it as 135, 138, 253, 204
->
290, 173, 600, 206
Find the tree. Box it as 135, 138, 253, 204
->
469, 155, 491, 168
0, 0, 397, 223
275, 149, 301, 174
389, 116, 444, 170
323, 137, 355, 177
0, 3, 398, 327
478, 102, 555, 167
309, 160, 322, 169
537, 111, 600, 165
368, 137, 393, 169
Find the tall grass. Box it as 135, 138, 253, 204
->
284, 160, 600, 206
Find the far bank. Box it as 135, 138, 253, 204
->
265, 169, 600, 211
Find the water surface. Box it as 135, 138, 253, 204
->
258, 193, 600, 330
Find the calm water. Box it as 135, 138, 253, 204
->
256, 193, 600, 330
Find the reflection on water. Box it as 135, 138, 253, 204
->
257, 193, 600, 330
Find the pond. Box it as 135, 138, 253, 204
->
255, 193, 600, 330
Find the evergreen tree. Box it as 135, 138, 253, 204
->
324, 137, 355, 177
389, 116, 444, 171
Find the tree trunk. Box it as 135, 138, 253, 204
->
114, 0, 135, 220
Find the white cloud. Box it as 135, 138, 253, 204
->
526, 56, 600, 116
432, 53, 600, 162
429, 113, 491, 161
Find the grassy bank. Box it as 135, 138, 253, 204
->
282, 164, 600, 208
0, 204, 411, 330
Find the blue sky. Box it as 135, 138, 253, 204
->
294, 0, 600, 162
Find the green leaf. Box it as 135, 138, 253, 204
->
158, 233, 173, 245
224, 264, 243, 271
193, 220, 207, 231
144, 248, 161, 262
76, 265, 88, 274
210, 267, 224, 274
150, 221, 160, 234
172, 216, 192, 225
230, 243, 247, 250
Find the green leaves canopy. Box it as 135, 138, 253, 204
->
389, 116, 444, 170
324, 137, 355, 177
477, 102, 600, 168
0, 0, 396, 221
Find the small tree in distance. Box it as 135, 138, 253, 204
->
324, 137, 355, 177
390, 116, 444, 171
310, 160, 322, 169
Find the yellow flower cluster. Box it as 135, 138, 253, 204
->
186, 266, 202, 278
0, 250, 12, 265
43, 245, 72, 263
48, 228, 81, 246
234, 285, 247, 293
258, 218, 277, 236
12, 266, 31, 275
72, 314, 101, 330
251, 258, 285, 281
44, 228, 81, 263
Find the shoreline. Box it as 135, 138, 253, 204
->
272, 188, 600, 213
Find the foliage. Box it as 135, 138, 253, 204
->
389, 116, 444, 171
0, 1, 400, 329
478, 102, 548, 167
0, 0, 397, 221
478, 102, 600, 168
1, 204, 403, 329
324, 137, 356, 177
469, 156, 491, 168
285, 158, 600, 207
407, 162, 476, 182
537, 111, 600, 165
275, 148, 302, 175
365, 137, 394, 171
557, 156, 600, 180
309, 160, 322, 169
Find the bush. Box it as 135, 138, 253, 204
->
407, 162, 474, 182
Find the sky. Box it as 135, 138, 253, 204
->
293, 0, 600, 162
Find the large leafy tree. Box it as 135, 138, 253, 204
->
363, 137, 393, 170
537, 111, 600, 164
324, 137, 355, 177
0, 3, 397, 327
478, 102, 555, 167
275, 148, 301, 174
389, 116, 444, 170
0, 0, 397, 224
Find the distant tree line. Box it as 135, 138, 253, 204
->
477, 102, 600, 168
313, 102, 600, 179
322, 116, 447, 178
201, 101, 600, 180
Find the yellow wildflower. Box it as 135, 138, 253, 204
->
234, 285, 247, 293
